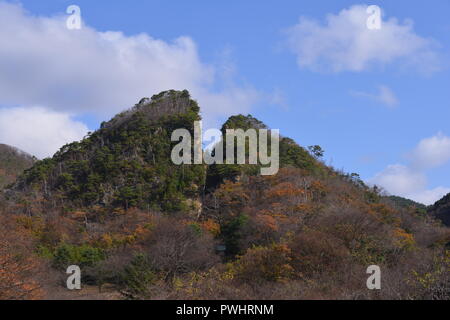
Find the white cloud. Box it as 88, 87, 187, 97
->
410, 132, 450, 169
0, 107, 88, 159
369, 133, 450, 205
286, 5, 440, 73
409, 187, 450, 206
370, 164, 426, 196
377, 86, 398, 107
0, 1, 259, 126
351, 85, 398, 108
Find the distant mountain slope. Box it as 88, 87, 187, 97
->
385, 195, 427, 211
0, 144, 35, 189
429, 193, 450, 226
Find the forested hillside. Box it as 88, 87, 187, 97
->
5, 90, 205, 213
0, 91, 448, 300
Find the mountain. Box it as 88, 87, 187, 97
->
429, 193, 450, 227
0, 144, 35, 189
1, 90, 448, 300
205, 114, 327, 189
6, 90, 205, 213
6, 98, 327, 214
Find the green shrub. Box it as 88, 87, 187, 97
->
119, 254, 156, 300
53, 243, 105, 269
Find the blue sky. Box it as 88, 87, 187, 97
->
0, 0, 450, 204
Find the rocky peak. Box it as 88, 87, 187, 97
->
101, 90, 198, 131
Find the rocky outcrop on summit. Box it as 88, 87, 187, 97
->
101, 90, 195, 131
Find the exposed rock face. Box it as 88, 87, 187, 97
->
0, 144, 35, 189
101, 90, 194, 130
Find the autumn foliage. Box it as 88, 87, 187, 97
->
0, 95, 448, 300
0, 214, 44, 299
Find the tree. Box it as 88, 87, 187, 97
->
229, 243, 294, 285
308, 145, 324, 159
119, 254, 156, 300
144, 218, 219, 284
